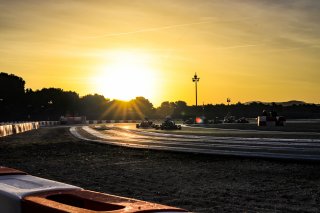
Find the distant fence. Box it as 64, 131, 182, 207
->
39, 121, 60, 127
40, 119, 178, 126
86, 120, 140, 124
0, 122, 40, 137
84, 120, 181, 124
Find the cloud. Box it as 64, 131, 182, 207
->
214, 44, 262, 50
83, 16, 253, 39
85, 20, 214, 39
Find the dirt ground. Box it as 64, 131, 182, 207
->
1, 127, 320, 212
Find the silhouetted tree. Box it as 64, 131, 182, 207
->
129, 97, 154, 119
156, 101, 176, 118
79, 94, 109, 120
172, 101, 188, 119
1, 72, 320, 121
0, 73, 26, 120
25, 88, 80, 120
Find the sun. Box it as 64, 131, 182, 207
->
93, 50, 159, 101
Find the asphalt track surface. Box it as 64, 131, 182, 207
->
70, 123, 320, 161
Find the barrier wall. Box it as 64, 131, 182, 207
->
39, 121, 59, 127
86, 120, 179, 124
0, 167, 187, 213
0, 122, 40, 137
0, 125, 13, 137
0, 167, 81, 213
87, 120, 140, 124
64, 120, 162, 125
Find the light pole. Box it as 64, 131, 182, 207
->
227, 98, 231, 106
192, 73, 200, 106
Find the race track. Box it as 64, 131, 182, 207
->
70, 123, 320, 161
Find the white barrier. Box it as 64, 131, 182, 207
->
0, 167, 186, 213
0, 125, 13, 137
0, 172, 81, 213
39, 121, 59, 127
0, 122, 40, 137
87, 120, 141, 124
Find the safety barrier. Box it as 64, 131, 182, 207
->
87, 120, 141, 124
0, 125, 13, 137
0, 122, 40, 137
64, 119, 178, 125
85, 120, 177, 124
0, 167, 81, 213
39, 121, 60, 127
0, 167, 187, 213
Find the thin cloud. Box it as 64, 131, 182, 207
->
85, 20, 212, 39
84, 17, 252, 39
266, 44, 320, 53
214, 44, 262, 50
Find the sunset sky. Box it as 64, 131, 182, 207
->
1, 0, 319, 106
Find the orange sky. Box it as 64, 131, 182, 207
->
1, 0, 319, 106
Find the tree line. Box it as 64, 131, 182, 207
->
0, 72, 319, 121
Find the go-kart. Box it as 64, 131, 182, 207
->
155, 120, 181, 130
236, 117, 249, 123
223, 115, 235, 123
136, 120, 156, 128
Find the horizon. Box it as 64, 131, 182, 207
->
1, 0, 319, 106
2, 71, 319, 107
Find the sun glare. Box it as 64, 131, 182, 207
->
93, 50, 159, 101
